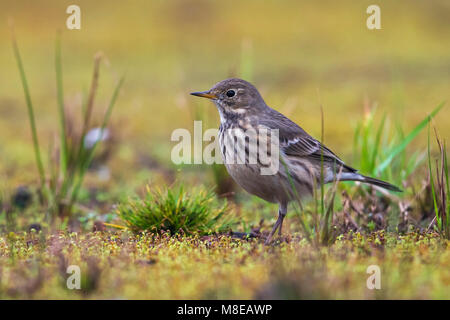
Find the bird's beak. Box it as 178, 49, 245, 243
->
190, 91, 217, 100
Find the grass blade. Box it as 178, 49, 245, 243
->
55, 31, 68, 175
376, 102, 445, 174
10, 24, 46, 190
427, 124, 439, 228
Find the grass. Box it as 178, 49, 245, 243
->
10, 23, 46, 191
11, 28, 124, 223
281, 102, 342, 247
117, 185, 235, 235
353, 101, 444, 186
427, 127, 450, 239
280, 101, 445, 248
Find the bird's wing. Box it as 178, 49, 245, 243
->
258, 108, 357, 172
282, 134, 356, 171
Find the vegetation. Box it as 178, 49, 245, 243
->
0, 1, 449, 299
11, 27, 124, 222
0, 231, 448, 299
117, 185, 234, 235
428, 129, 450, 239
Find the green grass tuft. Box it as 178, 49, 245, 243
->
11, 30, 124, 222
117, 185, 235, 235
353, 102, 444, 186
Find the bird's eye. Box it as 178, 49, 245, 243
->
226, 90, 236, 97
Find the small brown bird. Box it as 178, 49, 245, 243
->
191, 78, 401, 244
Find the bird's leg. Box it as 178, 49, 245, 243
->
265, 203, 287, 245
277, 204, 287, 236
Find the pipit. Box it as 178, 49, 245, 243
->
191, 78, 401, 244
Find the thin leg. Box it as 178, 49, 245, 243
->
277, 203, 287, 236
265, 203, 287, 245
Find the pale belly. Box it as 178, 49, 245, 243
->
224, 162, 313, 204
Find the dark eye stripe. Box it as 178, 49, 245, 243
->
226, 90, 235, 97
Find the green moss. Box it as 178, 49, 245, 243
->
0, 231, 448, 299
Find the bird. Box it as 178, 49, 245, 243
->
191, 78, 401, 244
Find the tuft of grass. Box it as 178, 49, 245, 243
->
353, 102, 444, 186
11, 28, 124, 222
117, 185, 235, 235
287, 101, 445, 245
427, 127, 450, 239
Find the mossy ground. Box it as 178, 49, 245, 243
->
0, 230, 448, 299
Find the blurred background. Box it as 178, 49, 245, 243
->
0, 0, 449, 193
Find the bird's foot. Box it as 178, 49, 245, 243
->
264, 235, 273, 245
265, 235, 286, 245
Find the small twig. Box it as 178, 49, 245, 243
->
427, 216, 437, 232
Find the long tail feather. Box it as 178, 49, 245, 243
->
360, 175, 403, 192
337, 172, 402, 192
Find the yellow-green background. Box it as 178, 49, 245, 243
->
0, 0, 449, 185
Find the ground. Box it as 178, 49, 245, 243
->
0, 230, 448, 299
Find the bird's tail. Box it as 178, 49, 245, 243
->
360, 175, 402, 192
338, 172, 402, 192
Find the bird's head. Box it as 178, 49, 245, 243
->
191, 78, 266, 117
